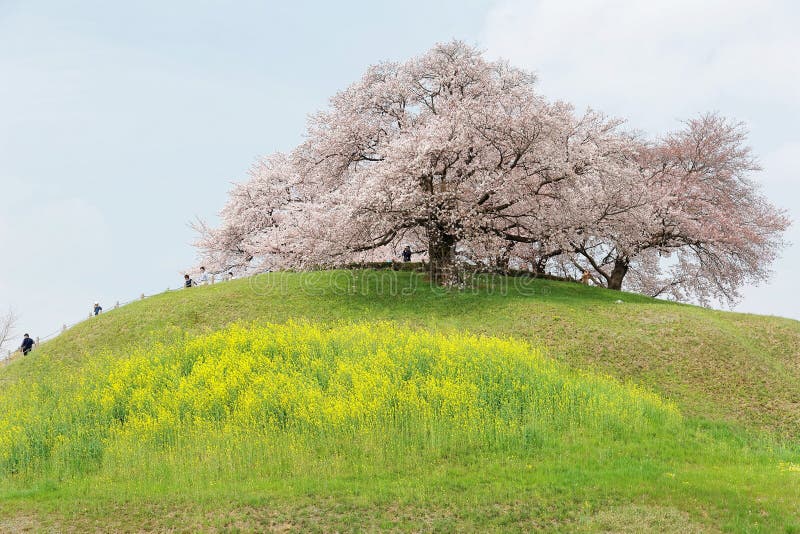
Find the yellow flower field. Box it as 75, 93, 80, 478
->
0, 321, 680, 481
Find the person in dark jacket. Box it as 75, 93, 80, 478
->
401, 245, 412, 262
93, 302, 103, 316
184, 274, 194, 288
20, 334, 34, 355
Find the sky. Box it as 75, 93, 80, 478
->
1, 0, 798, 349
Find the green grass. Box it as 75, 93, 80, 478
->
1, 270, 799, 532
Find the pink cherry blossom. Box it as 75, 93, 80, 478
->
194, 42, 789, 305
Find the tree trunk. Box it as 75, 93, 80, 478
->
428, 232, 457, 285
607, 259, 629, 290
532, 257, 549, 276
494, 243, 514, 274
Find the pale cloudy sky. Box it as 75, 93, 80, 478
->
1, 0, 797, 348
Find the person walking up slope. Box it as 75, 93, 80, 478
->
20, 334, 34, 355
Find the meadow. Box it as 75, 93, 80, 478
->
1, 270, 799, 532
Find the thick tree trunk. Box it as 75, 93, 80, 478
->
607, 259, 629, 291
428, 232, 457, 285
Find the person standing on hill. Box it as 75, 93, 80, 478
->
93, 302, 103, 316
20, 334, 34, 355
401, 245, 412, 262
581, 270, 591, 285
198, 266, 209, 285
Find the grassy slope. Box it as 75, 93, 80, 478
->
1, 270, 799, 532
8, 270, 798, 435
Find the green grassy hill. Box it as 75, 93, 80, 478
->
1, 270, 799, 532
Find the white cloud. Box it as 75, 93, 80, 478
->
483, 0, 800, 130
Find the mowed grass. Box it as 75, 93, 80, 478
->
1, 270, 799, 532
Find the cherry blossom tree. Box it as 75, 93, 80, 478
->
195, 42, 789, 305
291, 41, 632, 282
563, 114, 790, 304
193, 153, 304, 274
